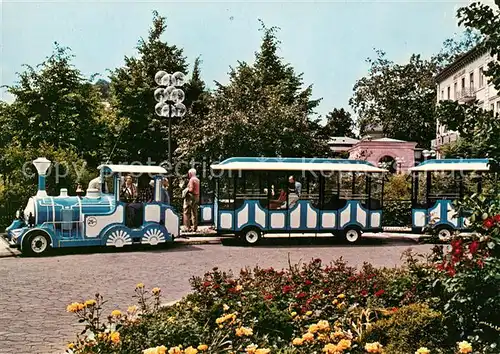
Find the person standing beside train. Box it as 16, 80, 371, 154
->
183, 168, 200, 232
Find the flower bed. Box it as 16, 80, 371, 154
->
65, 194, 500, 354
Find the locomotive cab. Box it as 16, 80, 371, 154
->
5, 158, 180, 256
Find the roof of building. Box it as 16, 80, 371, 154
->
435, 45, 488, 83
327, 137, 360, 145
211, 157, 387, 173
97, 164, 167, 174
408, 158, 490, 172
372, 137, 407, 143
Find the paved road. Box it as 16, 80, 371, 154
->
0, 239, 434, 354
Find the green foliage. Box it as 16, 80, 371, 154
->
109, 11, 190, 164
349, 51, 437, 147
3, 43, 109, 167
176, 21, 328, 163
321, 108, 356, 139
458, 1, 500, 92
366, 303, 446, 353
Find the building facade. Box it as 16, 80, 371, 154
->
433, 46, 499, 157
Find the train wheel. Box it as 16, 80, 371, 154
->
23, 232, 51, 256
242, 228, 261, 245
436, 226, 453, 242
342, 228, 362, 244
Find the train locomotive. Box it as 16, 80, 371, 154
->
6, 158, 179, 255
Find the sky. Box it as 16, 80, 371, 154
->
0, 0, 495, 122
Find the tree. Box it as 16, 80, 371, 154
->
435, 100, 500, 160
349, 51, 436, 147
2, 43, 108, 167
176, 21, 328, 163
457, 1, 500, 91
109, 11, 190, 165
321, 108, 355, 138
94, 79, 111, 100
432, 28, 484, 71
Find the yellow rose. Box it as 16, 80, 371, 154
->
111, 310, 122, 317
308, 324, 319, 333
168, 347, 182, 354
365, 342, 383, 353
292, 338, 304, 346
245, 344, 258, 354
156, 346, 167, 354
337, 339, 351, 350
337, 294, 345, 299
317, 320, 330, 332
67, 343, 75, 349
332, 299, 338, 305
66, 302, 81, 313
236, 285, 243, 291
291, 311, 297, 317
152, 287, 161, 295
110, 331, 120, 344
235, 327, 253, 337
184, 346, 198, 354
85, 299, 96, 307
127, 305, 138, 313
143, 348, 157, 354
305, 311, 313, 316
136, 283, 145, 289
255, 349, 270, 354
458, 341, 472, 354
416, 347, 430, 354
302, 332, 314, 342
223, 304, 230, 311
322, 343, 337, 354
197, 344, 208, 351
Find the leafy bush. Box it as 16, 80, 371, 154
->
365, 303, 446, 353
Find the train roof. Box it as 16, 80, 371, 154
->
408, 158, 491, 172
210, 157, 387, 173
97, 164, 167, 174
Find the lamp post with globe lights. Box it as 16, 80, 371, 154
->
153, 71, 187, 173
422, 149, 436, 161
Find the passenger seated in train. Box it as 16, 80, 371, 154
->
120, 175, 139, 228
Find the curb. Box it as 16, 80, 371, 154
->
0, 236, 20, 258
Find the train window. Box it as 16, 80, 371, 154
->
217, 174, 235, 210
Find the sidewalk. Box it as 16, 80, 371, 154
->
0, 236, 20, 258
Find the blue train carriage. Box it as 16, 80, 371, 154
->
5, 158, 180, 256
408, 158, 491, 240
209, 157, 387, 245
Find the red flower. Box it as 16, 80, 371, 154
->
469, 240, 480, 255
483, 218, 494, 229
436, 262, 445, 271
494, 214, 500, 223
227, 287, 238, 293
446, 265, 456, 277
367, 274, 376, 280
347, 276, 357, 282
477, 259, 484, 268
375, 289, 385, 297
202, 281, 211, 288
304, 280, 312, 286
282, 285, 293, 294
296, 292, 307, 299
263, 293, 273, 300
391, 307, 398, 313
323, 288, 330, 294
213, 284, 220, 290
361, 290, 368, 297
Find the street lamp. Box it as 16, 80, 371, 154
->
153, 71, 187, 172
395, 156, 406, 173
422, 149, 436, 160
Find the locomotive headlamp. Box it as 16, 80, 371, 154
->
33, 157, 51, 197
33, 157, 51, 176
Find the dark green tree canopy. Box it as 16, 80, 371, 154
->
176, 20, 328, 163
110, 11, 188, 164
458, 1, 500, 91
321, 108, 356, 138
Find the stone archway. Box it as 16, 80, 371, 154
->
378, 155, 397, 173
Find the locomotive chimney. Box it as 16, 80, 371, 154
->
33, 157, 51, 197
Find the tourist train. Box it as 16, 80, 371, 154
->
4, 156, 492, 255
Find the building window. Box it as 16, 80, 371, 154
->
479, 67, 484, 87
497, 101, 500, 113
470, 72, 474, 89
441, 90, 444, 100
461, 77, 465, 91
447, 86, 450, 99
454, 82, 457, 99
491, 103, 495, 111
